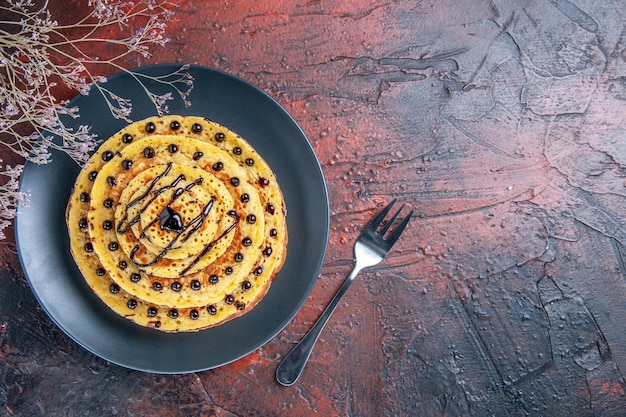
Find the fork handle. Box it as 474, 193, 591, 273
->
276, 264, 363, 386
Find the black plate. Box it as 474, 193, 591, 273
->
15, 64, 329, 373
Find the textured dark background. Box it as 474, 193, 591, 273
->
1, 0, 625, 415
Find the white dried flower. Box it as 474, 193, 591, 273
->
0, 162, 29, 240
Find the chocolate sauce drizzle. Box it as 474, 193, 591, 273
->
179, 215, 239, 276
128, 198, 218, 269
117, 163, 239, 275
117, 163, 174, 234
136, 177, 204, 242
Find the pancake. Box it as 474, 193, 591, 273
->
66, 116, 287, 332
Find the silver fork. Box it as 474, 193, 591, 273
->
276, 199, 413, 386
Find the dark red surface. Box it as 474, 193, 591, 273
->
1, 0, 625, 415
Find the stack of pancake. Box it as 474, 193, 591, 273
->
66, 116, 287, 332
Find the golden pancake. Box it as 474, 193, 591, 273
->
66, 116, 287, 332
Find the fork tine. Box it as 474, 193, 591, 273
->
386, 209, 413, 245
379, 204, 404, 236
365, 199, 397, 232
